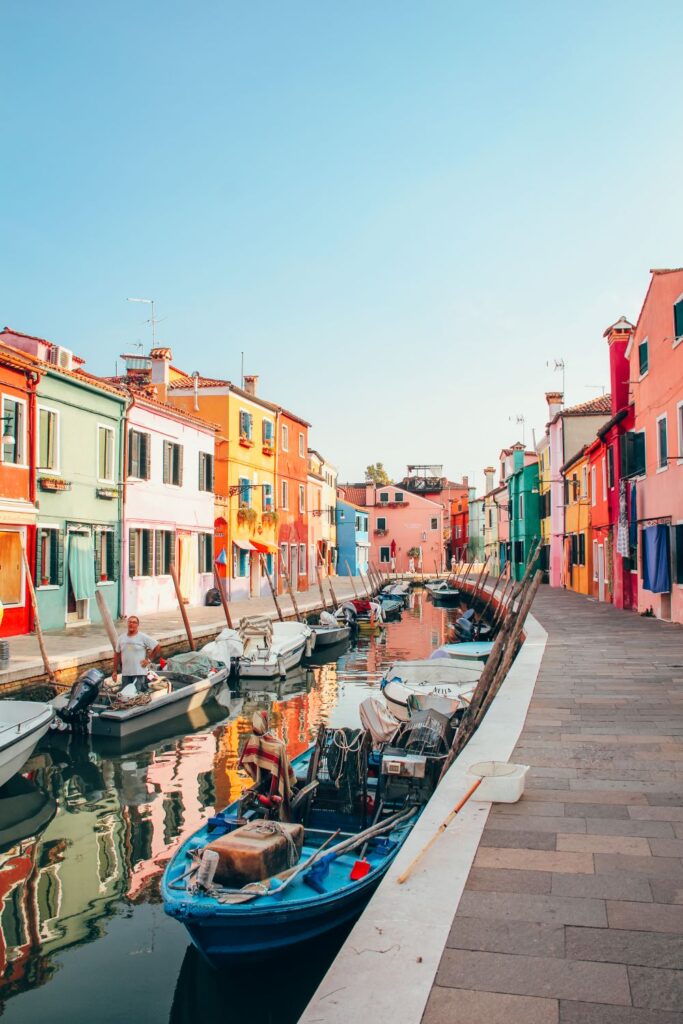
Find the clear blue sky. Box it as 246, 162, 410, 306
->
3, 1, 683, 490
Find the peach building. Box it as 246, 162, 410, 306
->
342, 483, 445, 573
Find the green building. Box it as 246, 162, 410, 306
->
507, 444, 540, 582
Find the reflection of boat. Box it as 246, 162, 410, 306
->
0, 774, 57, 850
0, 701, 55, 787
380, 659, 483, 721
304, 636, 351, 667
238, 666, 313, 705
163, 705, 456, 964
89, 694, 237, 757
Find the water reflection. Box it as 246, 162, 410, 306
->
0, 590, 455, 1021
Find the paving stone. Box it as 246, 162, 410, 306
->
649, 838, 683, 857
456, 891, 607, 927
446, 916, 565, 957
563, 804, 630, 820
550, 873, 653, 902
629, 807, 683, 822
465, 867, 553, 895
594, 855, 683, 878
495, 801, 567, 817
649, 880, 683, 905
423, 987, 559, 1024
629, 966, 683, 1011
559, 1001, 683, 1023
607, 901, 683, 933
484, 815, 586, 835
475, 848, 594, 875
556, 834, 651, 856
481, 829, 558, 850
436, 949, 631, 1005
585, 819, 675, 839
566, 926, 683, 968
526, 790, 648, 805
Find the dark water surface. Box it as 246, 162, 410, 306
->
0, 591, 454, 1023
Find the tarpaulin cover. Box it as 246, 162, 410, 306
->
642, 524, 671, 594
68, 533, 96, 601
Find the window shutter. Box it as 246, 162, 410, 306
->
128, 431, 134, 478
634, 432, 645, 476
198, 453, 203, 490
56, 529, 65, 585
145, 531, 154, 576
167, 531, 175, 573
35, 530, 43, 583
675, 301, 683, 339
94, 528, 102, 580
154, 530, 162, 576
177, 444, 184, 486
108, 530, 118, 581
208, 454, 214, 491
163, 441, 170, 484
142, 433, 150, 480
129, 529, 137, 577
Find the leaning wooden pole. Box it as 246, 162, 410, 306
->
213, 561, 234, 629
280, 553, 302, 621
169, 563, 196, 651
360, 569, 372, 598
314, 563, 328, 611
469, 557, 489, 606
260, 554, 284, 621
345, 561, 360, 599
327, 572, 339, 610
20, 539, 56, 684
95, 588, 119, 652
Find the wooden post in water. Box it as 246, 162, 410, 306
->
360, 569, 372, 598
279, 553, 302, 622
95, 588, 119, 652
327, 572, 339, 610
260, 554, 284, 621
20, 539, 56, 684
469, 557, 489, 606
169, 563, 196, 650
213, 561, 234, 629
345, 560, 359, 599
315, 563, 328, 611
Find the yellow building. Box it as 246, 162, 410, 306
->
167, 368, 279, 600
561, 445, 592, 596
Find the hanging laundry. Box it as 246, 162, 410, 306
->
642, 524, 671, 594
629, 482, 637, 551
616, 479, 629, 558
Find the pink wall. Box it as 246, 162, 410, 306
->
365, 483, 445, 572
629, 270, 683, 623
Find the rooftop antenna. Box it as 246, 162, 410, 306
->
586, 384, 606, 395
547, 357, 566, 396
127, 297, 158, 347
509, 414, 526, 444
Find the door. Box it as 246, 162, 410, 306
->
66, 530, 94, 624
597, 544, 606, 602
290, 544, 298, 587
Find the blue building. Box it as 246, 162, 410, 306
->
336, 499, 369, 575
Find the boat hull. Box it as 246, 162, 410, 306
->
88, 672, 229, 739
310, 625, 351, 648
0, 705, 54, 788
238, 638, 308, 680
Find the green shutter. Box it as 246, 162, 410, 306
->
675, 300, 683, 339
94, 528, 101, 580
177, 444, 184, 486
163, 441, 170, 484
144, 530, 153, 576
108, 530, 118, 581
35, 529, 43, 583
56, 529, 65, 585
154, 530, 162, 575
143, 432, 151, 480
128, 431, 135, 478
129, 529, 137, 577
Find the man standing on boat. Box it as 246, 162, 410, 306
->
112, 616, 161, 693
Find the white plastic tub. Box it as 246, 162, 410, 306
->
467, 760, 529, 803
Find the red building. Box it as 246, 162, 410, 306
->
276, 408, 310, 592
451, 492, 469, 562
0, 345, 40, 636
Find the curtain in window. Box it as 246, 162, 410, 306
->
68, 532, 96, 600
178, 533, 198, 601
642, 525, 671, 594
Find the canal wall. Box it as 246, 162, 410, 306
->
299, 602, 547, 1024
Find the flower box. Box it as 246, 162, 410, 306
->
239, 435, 254, 449
96, 486, 119, 500
39, 477, 71, 492
262, 444, 274, 456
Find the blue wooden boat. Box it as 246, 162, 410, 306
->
435, 640, 494, 663
162, 711, 451, 965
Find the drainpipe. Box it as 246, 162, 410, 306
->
27, 370, 39, 633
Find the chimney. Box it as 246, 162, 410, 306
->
484, 466, 495, 493
150, 347, 172, 401
545, 391, 563, 421
512, 442, 525, 473
603, 316, 634, 416
462, 475, 468, 488
244, 374, 258, 396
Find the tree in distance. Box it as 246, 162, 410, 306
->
365, 462, 390, 484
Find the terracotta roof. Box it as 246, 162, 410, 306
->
337, 496, 369, 514
1, 327, 85, 364
650, 267, 683, 275
0, 340, 126, 400
562, 444, 590, 475
562, 394, 612, 417
108, 381, 220, 432
339, 485, 367, 506
0, 342, 44, 376
169, 373, 232, 389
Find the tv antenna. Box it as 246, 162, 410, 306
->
547, 357, 566, 395
127, 297, 161, 347
509, 414, 526, 444
586, 384, 606, 395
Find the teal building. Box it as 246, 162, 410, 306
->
507, 445, 541, 582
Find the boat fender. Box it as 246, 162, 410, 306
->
278, 657, 286, 678
380, 676, 402, 691
257, 794, 282, 810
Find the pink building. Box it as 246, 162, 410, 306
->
626, 268, 683, 623
343, 483, 445, 573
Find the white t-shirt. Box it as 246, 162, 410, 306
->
116, 632, 157, 676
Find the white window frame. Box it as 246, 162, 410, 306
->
97, 423, 116, 483
581, 465, 588, 499
519, 494, 524, 520
591, 466, 596, 506
593, 539, 599, 582
37, 404, 61, 474
638, 336, 649, 379
677, 400, 683, 464
281, 479, 289, 509
379, 546, 390, 563
239, 408, 253, 440
673, 293, 683, 349
1, 394, 27, 468
377, 516, 387, 531
601, 458, 606, 501
281, 424, 289, 451
299, 484, 305, 513
299, 543, 306, 575
36, 523, 60, 589
656, 413, 668, 473
298, 432, 304, 458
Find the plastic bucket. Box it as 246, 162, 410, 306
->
467, 760, 529, 803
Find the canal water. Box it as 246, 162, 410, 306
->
0, 590, 455, 1024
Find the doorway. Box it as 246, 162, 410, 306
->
597, 544, 606, 602
290, 544, 299, 588
66, 529, 94, 625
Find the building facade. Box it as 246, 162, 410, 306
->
506, 445, 540, 581
276, 408, 310, 592
335, 499, 369, 575
562, 445, 592, 595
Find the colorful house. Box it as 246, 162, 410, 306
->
0, 328, 125, 631
536, 429, 552, 582
482, 466, 507, 575
399, 466, 468, 563
506, 444, 540, 581
335, 498, 369, 576
625, 269, 683, 623
451, 491, 469, 562
168, 370, 279, 602
0, 343, 41, 637
275, 408, 310, 592
586, 435, 610, 602
561, 445, 592, 595
307, 448, 338, 582
468, 493, 485, 563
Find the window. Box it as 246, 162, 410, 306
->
601, 458, 606, 500
0, 530, 23, 605
235, 544, 250, 578
98, 425, 115, 482
162, 441, 183, 486
591, 466, 597, 506
581, 465, 588, 499
281, 480, 289, 509
394, 492, 404, 502
239, 476, 251, 507
578, 532, 586, 566
513, 540, 524, 564
299, 544, 306, 575
38, 407, 59, 472
621, 430, 646, 478
379, 546, 391, 563
593, 539, 599, 581
154, 530, 175, 574
35, 526, 63, 586
280, 542, 289, 574
377, 516, 386, 531
128, 429, 151, 480
299, 484, 305, 513
129, 528, 154, 576
638, 339, 649, 376
569, 533, 578, 566
2, 397, 26, 465
281, 424, 289, 451
455, 525, 461, 538
262, 419, 274, 448
298, 433, 304, 458
198, 533, 213, 573
519, 494, 524, 519
607, 445, 614, 488
657, 414, 668, 470
678, 401, 683, 462
674, 524, 683, 585
263, 483, 273, 510
198, 452, 214, 491
674, 298, 683, 342
379, 492, 389, 503
428, 517, 437, 530
239, 410, 253, 441
94, 528, 116, 582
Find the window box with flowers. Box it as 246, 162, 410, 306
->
39, 476, 71, 492
237, 505, 258, 530
262, 509, 279, 526
262, 439, 274, 456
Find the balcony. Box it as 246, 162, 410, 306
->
374, 528, 388, 536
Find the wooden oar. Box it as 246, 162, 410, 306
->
396, 777, 483, 885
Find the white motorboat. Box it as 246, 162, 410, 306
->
0, 700, 55, 788
310, 611, 352, 648
380, 659, 482, 722
206, 618, 314, 681
425, 579, 459, 595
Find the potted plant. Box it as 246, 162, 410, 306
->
245, 508, 258, 530
237, 504, 249, 524
41, 575, 49, 587
407, 546, 420, 558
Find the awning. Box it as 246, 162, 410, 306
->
233, 538, 256, 551
251, 540, 279, 554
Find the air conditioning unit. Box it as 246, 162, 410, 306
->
53, 346, 74, 371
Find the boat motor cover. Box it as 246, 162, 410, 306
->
319, 611, 338, 628
59, 669, 105, 720
205, 821, 304, 886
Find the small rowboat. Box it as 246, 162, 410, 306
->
435, 641, 494, 664
380, 659, 482, 721
309, 623, 351, 648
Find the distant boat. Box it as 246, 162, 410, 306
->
0, 700, 55, 788
380, 659, 482, 721
435, 641, 494, 664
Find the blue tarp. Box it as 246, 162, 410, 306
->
642, 524, 670, 594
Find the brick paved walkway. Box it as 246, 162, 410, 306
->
423, 587, 683, 1024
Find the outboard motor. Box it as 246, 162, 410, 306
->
57, 669, 104, 731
